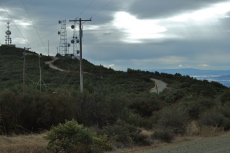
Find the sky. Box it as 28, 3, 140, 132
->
0, 0, 230, 71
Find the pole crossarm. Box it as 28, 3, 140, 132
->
69, 19, 92, 22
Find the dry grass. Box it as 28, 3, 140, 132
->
139, 129, 154, 136
0, 133, 48, 153
200, 126, 224, 137
186, 121, 200, 136
186, 121, 224, 137
0, 126, 225, 153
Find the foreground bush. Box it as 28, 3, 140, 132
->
158, 106, 189, 134
45, 120, 112, 153
152, 128, 174, 143
0, 114, 3, 134
199, 109, 230, 130
102, 121, 152, 148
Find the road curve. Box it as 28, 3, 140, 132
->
45, 57, 64, 72
141, 132, 230, 153
150, 78, 167, 94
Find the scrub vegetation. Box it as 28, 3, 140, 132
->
0, 46, 230, 152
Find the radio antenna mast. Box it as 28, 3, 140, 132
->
5, 21, 12, 45
58, 20, 68, 56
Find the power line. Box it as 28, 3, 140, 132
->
21, 0, 47, 52
93, 0, 115, 18
78, 0, 97, 17
29, 30, 58, 45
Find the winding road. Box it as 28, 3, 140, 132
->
150, 78, 167, 94
45, 57, 64, 72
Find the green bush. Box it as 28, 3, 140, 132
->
91, 135, 113, 153
158, 106, 189, 134
102, 122, 135, 147
220, 90, 230, 105
0, 91, 24, 133
45, 120, 112, 153
199, 109, 230, 130
183, 99, 218, 120
129, 98, 163, 117
0, 114, 3, 134
102, 121, 140, 147
75, 92, 128, 127
152, 129, 174, 143
133, 133, 152, 146
45, 120, 93, 153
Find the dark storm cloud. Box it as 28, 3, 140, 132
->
1, 0, 230, 70
128, 0, 230, 18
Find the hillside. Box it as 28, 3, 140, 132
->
0, 46, 230, 152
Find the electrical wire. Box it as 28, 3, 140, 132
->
92, 0, 115, 19
25, 73, 38, 84
21, 0, 47, 52
78, 0, 97, 17
59, 71, 75, 93
28, 30, 58, 45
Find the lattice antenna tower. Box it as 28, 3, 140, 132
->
58, 20, 68, 56
5, 21, 12, 45
71, 20, 80, 58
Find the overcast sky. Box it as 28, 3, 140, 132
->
0, 0, 230, 71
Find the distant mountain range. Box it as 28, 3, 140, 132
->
146, 68, 230, 87
147, 68, 230, 76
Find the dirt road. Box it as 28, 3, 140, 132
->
45, 57, 64, 72
141, 132, 230, 153
150, 78, 167, 94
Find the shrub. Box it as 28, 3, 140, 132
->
183, 99, 218, 120
75, 92, 129, 127
220, 90, 230, 105
91, 135, 113, 153
200, 126, 224, 137
102, 121, 153, 147
102, 122, 135, 147
45, 120, 112, 153
158, 106, 189, 135
199, 109, 230, 130
0, 91, 23, 133
0, 114, 3, 134
133, 132, 152, 146
152, 129, 174, 143
45, 120, 92, 152
129, 98, 163, 117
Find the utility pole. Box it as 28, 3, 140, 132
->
69, 18, 91, 92
48, 40, 49, 56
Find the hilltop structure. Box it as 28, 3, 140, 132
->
2, 21, 15, 47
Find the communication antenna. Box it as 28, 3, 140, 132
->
5, 21, 12, 45
71, 20, 80, 59
58, 20, 68, 56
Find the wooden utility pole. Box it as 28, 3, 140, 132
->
48, 40, 49, 56
22, 48, 26, 94
69, 18, 91, 92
